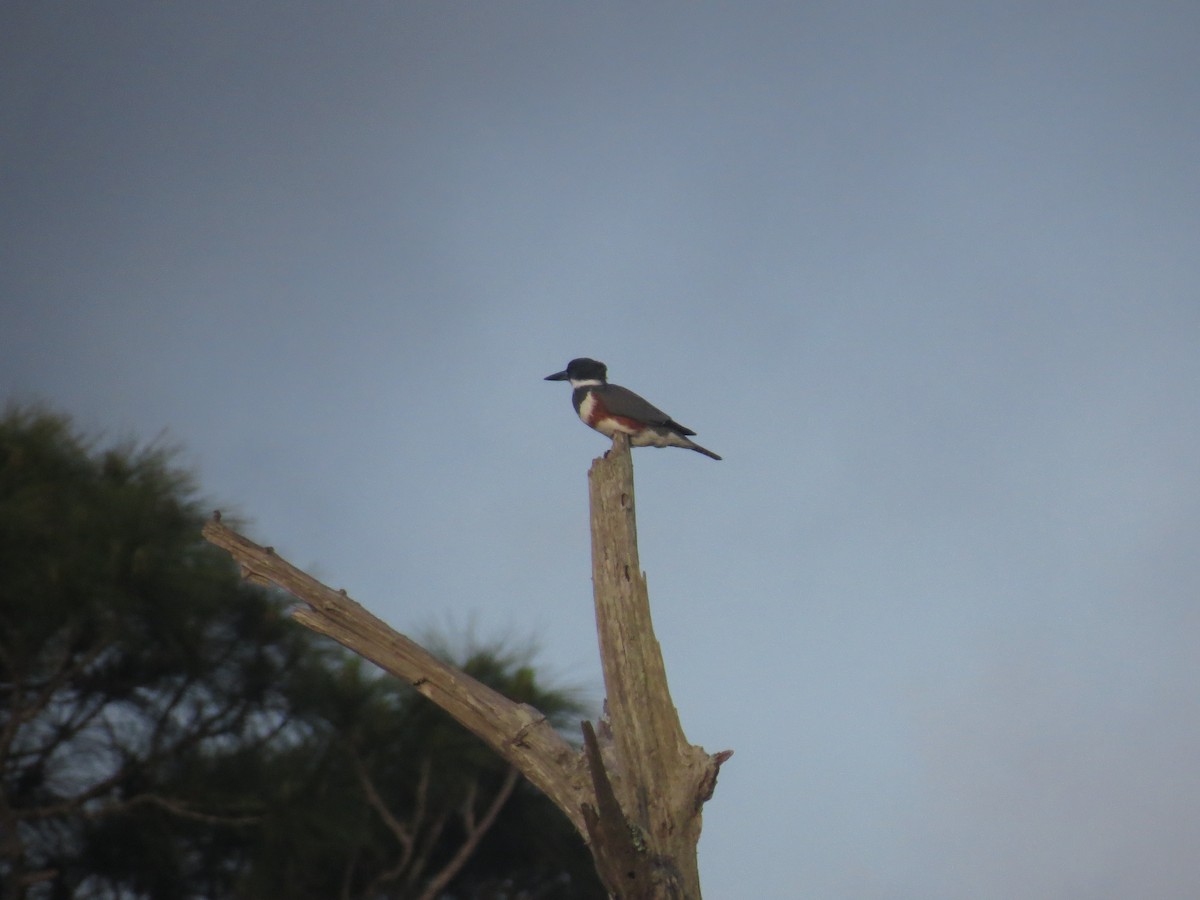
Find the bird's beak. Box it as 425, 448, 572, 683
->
544, 369, 570, 381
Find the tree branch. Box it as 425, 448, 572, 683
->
90, 793, 263, 826
202, 432, 731, 899
580, 719, 648, 898
201, 519, 593, 835
416, 766, 521, 900
349, 745, 414, 863
585, 434, 732, 899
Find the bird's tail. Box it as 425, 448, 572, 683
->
684, 439, 722, 461
630, 426, 722, 460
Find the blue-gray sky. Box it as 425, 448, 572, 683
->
3, 3, 1199, 897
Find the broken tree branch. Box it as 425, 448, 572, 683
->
583, 433, 730, 899
201, 518, 592, 834
202, 430, 730, 898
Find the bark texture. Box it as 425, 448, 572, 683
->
202, 433, 730, 898
581, 434, 730, 899
201, 517, 591, 833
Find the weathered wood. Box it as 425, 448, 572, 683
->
201, 432, 730, 899
201, 519, 593, 834
585, 433, 729, 899
580, 719, 658, 899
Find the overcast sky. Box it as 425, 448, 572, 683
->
3, 3, 1199, 897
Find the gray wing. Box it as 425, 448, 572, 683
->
599, 384, 696, 436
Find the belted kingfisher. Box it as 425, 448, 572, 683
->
544, 358, 722, 460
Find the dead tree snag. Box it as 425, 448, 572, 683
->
202, 432, 729, 898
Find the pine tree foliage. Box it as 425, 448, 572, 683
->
0, 406, 603, 899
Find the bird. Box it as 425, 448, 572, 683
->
544, 358, 722, 460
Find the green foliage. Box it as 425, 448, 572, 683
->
0, 405, 603, 899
